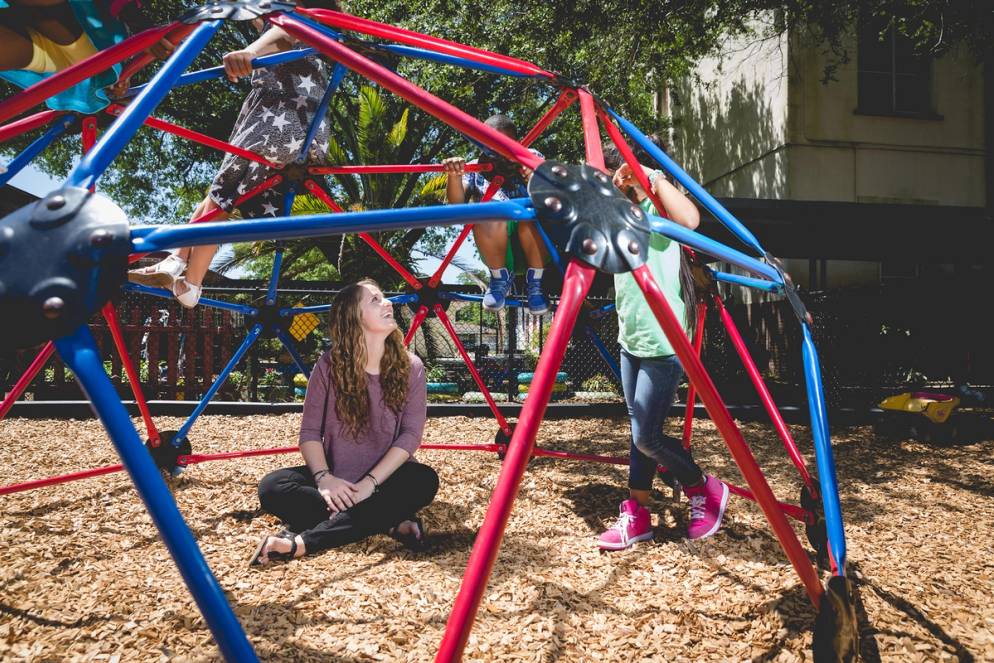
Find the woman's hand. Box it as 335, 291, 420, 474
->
316, 474, 358, 512
352, 476, 376, 504
222, 49, 256, 82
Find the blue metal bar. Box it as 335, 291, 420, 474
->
131, 200, 536, 253
608, 108, 767, 256
297, 64, 346, 164
173, 323, 262, 443
646, 214, 781, 282
123, 283, 258, 316
274, 327, 310, 379
54, 325, 258, 662
533, 221, 565, 273
590, 302, 615, 320
265, 185, 296, 305
124, 48, 316, 98
0, 115, 73, 187
67, 21, 223, 190
584, 325, 621, 381
373, 42, 536, 78
278, 292, 418, 318
711, 269, 784, 294
801, 324, 847, 574
438, 291, 525, 308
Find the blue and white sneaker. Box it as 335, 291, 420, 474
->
525, 268, 549, 315
483, 268, 513, 311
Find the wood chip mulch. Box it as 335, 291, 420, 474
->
1, 414, 992, 662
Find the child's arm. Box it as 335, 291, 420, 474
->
443, 156, 467, 204
648, 172, 700, 230
222, 25, 294, 82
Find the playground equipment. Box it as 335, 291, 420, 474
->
0, 2, 857, 660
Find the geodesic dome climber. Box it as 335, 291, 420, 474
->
0, 1, 858, 661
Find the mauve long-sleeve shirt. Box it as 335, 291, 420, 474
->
298, 351, 426, 483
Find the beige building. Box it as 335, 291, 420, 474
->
670, 18, 991, 292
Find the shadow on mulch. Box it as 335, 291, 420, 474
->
851, 562, 974, 663
0, 602, 108, 629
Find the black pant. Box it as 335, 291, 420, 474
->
258, 462, 439, 555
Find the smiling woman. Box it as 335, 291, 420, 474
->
251, 279, 438, 566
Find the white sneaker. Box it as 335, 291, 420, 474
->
172, 278, 202, 309
128, 254, 187, 289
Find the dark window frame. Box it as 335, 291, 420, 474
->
856, 16, 940, 119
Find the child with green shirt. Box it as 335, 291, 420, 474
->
598, 140, 729, 550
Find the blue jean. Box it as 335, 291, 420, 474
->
621, 350, 705, 490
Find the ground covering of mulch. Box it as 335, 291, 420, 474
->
1, 413, 992, 662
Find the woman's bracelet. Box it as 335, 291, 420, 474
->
364, 473, 379, 492
312, 469, 331, 482
648, 169, 664, 188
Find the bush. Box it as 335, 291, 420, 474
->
581, 374, 618, 395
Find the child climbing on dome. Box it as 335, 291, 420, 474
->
597, 138, 729, 550
442, 114, 550, 315
251, 279, 437, 565
0, 0, 172, 114
128, 1, 339, 308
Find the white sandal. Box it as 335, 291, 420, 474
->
128, 253, 187, 289
172, 278, 202, 309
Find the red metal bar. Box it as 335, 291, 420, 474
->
577, 89, 605, 170
308, 163, 492, 175
421, 444, 501, 453
724, 482, 811, 523
116, 23, 199, 84
0, 343, 55, 419
596, 104, 671, 219
272, 14, 543, 172
0, 110, 64, 144
101, 302, 160, 445
0, 22, 184, 124
681, 301, 708, 450
0, 463, 125, 496
714, 294, 816, 492
436, 259, 598, 662
297, 8, 554, 79
404, 305, 430, 346
302, 178, 423, 290
629, 263, 823, 607
433, 304, 512, 437
521, 90, 577, 148
127, 175, 283, 265
426, 176, 504, 288
106, 105, 281, 168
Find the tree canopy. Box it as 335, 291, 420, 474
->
2, 0, 989, 282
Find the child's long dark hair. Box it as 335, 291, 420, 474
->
602, 138, 699, 335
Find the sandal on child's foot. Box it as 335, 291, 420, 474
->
172, 278, 202, 309
128, 254, 187, 288
249, 530, 297, 567
389, 517, 426, 551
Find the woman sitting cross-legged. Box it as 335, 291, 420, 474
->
251, 279, 438, 566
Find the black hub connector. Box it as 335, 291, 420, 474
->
251, 301, 291, 338
404, 277, 451, 318
765, 252, 813, 326
181, 0, 297, 24
0, 187, 130, 349
528, 161, 649, 274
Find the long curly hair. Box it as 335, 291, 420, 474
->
327, 279, 410, 439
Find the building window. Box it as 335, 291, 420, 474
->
857, 15, 933, 116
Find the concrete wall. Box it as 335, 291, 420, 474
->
672, 30, 791, 199
674, 23, 985, 207
790, 31, 985, 206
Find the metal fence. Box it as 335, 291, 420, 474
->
1, 280, 626, 405
4, 278, 986, 409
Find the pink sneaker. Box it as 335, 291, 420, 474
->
683, 475, 729, 540
598, 499, 653, 550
